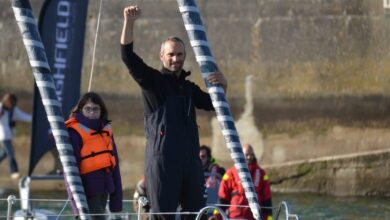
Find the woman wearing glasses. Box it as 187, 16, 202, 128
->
65, 92, 123, 219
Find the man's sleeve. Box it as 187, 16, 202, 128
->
218, 171, 232, 202
192, 83, 214, 111
260, 171, 272, 201
260, 171, 273, 220
120, 43, 159, 90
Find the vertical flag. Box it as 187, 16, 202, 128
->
29, 0, 89, 175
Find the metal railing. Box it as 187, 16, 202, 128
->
4, 195, 299, 220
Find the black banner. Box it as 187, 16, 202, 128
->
29, 0, 89, 175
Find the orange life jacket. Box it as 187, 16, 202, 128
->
65, 117, 116, 175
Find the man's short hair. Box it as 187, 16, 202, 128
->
160, 36, 186, 54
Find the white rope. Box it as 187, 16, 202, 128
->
56, 198, 70, 220
88, 0, 103, 92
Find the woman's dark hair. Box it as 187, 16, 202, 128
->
200, 145, 212, 158
1, 93, 17, 107
70, 92, 108, 121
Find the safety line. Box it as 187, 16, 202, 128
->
88, 0, 103, 92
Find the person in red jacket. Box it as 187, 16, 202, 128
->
217, 144, 273, 220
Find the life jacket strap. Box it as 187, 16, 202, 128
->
81, 150, 114, 160
90, 130, 110, 136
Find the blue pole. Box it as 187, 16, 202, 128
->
10, 0, 90, 218
176, 0, 262, 219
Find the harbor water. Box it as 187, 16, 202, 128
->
1, 191, 390, 219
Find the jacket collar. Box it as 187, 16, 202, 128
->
247, 161, 259, 171
74, 113, 104, 131
160, 67, 191, 80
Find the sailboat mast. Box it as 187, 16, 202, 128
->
176, 0, 262, 219
10, 0, 90, 218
